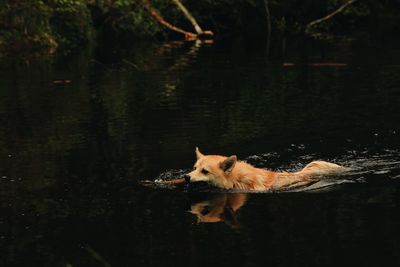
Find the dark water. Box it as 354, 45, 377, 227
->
1, 37, 400, 266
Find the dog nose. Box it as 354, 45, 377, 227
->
183, 174, 191, 183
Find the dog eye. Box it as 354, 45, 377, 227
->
201, 169, 209, 175
193, 166, 197, 170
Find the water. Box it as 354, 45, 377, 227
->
0, 37, 400, 266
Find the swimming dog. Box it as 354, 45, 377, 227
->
183, 147, 345, 191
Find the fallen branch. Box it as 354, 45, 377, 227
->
143, 0, 213, 40
306, 0, 358, 31
143, 0, 197, 40
171, 0, 203, 34
171, 0, 214, 37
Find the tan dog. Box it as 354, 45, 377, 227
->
184, 147, 345, 191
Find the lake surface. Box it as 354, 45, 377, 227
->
1, 36, 400, 266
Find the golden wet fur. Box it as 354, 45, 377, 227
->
187, 147, 345, 191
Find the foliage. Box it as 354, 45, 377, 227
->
0, 1, 56, 55
49, 0, 94, 50
0, 0, 399, 56
89, 0, 162, 37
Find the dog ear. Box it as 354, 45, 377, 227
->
220, 155, 237, 173
195, 147, 204, 159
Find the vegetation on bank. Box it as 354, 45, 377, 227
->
0, 0, 399, 56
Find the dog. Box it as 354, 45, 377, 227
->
183, 147, 346, 191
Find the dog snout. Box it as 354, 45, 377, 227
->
183, 174, 191, 183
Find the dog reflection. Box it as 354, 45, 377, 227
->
189, 193, 247, 228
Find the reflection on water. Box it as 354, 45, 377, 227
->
190, 193, 247, 228
1, 36, 400, 266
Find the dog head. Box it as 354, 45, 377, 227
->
184, 147, 237, 188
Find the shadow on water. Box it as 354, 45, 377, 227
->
0, 36, 400, 266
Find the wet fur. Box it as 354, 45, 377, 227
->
187, 147, 345, 191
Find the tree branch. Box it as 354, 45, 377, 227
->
171, 0, 203, 34
143, 0, 197, 40
263, 0, 271, 35
306, 0, 358, 31
263, 0, 271, 57
171, 0, 214, 37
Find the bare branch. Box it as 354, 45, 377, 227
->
171, 0, 203, 34
263, 0, 271, 35
263, 0, 271, 57
306, 0, 358, 31
143, 0, 197, 40
171, 0, 214, 37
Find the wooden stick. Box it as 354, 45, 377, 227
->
306, 0, 358, 30
139, 178, 186, 186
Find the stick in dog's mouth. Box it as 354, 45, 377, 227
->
139, 178, 187, 186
